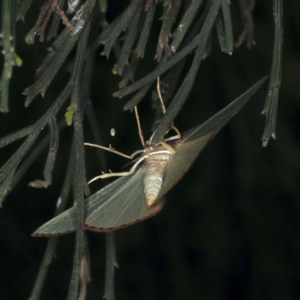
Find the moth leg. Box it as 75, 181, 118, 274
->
163, 135, 180, 143
88, 170, 135, 184
157, 77, 167, 114
87, 152, 147, 185
159, 141, 176, 154
167, 124, 181, 139
84, 142, 144, 159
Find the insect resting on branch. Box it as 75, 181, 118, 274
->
32, 76, 267, 236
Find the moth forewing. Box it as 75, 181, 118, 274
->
85, 164, 164, 230
157, 133, 213, 199
32, 174, 134, 236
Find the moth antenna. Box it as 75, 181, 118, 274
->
156, 77, 181, 139
134, 106, 145, 146
84, 142, 140, 159
156, 77, 166, 114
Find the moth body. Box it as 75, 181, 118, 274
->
144, 146, 173, 207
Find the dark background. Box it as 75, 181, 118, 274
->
0, 1, 299, 299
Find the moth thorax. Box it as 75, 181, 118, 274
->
144, 152, 170, 207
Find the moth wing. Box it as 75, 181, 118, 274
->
85, 164, 163, 231
158, 133, 213, 198
182, 76, 268, 143
158, 76, 268, 199
33, 173, 138, 236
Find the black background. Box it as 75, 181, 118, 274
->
0, 1, 299, 299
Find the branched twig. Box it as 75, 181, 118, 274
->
55, 4, 74, 32
151, 0, 222, 145
23, 1, 94, 106
36, 0, 59, 42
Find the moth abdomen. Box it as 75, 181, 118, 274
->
144, 151, 171, 207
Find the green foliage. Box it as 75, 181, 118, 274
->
1, 1, 296, 300
65, 105, 78, 126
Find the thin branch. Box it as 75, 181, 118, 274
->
0, 0, 20, 112
67, 11, 92, 300
29, 145, 75, 300
261, 0, 283, 146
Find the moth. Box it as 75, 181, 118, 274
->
33, 77, 266, 236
